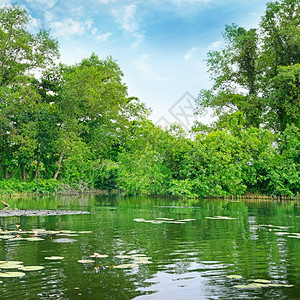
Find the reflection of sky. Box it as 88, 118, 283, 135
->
6, 0, 270, 125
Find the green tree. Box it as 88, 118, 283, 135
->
196, 24, 261, 128
0, 4, 59, 86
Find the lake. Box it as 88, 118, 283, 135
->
0, 194, 299, 299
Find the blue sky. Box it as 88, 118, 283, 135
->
2, 0, 270, 128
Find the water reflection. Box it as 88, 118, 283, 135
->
0, 195, 298, 299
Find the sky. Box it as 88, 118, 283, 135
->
2, 0, 270, 129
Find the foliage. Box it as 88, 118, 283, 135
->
195, 0, 300, 132
0, 3, 299, 198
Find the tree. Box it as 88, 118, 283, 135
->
260, 0, 300, 85
195, 0, 300, 132
268, 64, 300, 132
196, 24, 262, 128
0, 4, 59, 86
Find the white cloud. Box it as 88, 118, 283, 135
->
50, 18, 87, 36
96, 0, 116, 3
0, 0, 12, 8
112, 4, 138, 33
184, 47, 198, 60
112, 4, 144, 46
151, 0, 214, 5
95, 32, 113, 41
26, 0, 57, 9
133, 54, 169, 82
208, 40, 222, 50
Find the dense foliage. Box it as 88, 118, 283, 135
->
0, 1, 299, 198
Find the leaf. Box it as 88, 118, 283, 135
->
26, 237, 44, 241
253, 279, 272, 284
0, 264, 24, 269
45, 256, 64, 260
227, 275, 243, 279
0, 272, 26, 278
0, 261, 23, 265
114, 264, 138, 269
77, 260, 95, 264
18, 266, 44, 271
89, 253, 108, 258
233, 284, 262, 289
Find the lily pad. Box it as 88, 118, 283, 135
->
0, 264, 24, 269
133, 218, 146, 222
53, 238, 77, 243
0, 235, 15, 239
0, 271, 26, 278
45, 256, 64, 260
18, 266, 44, 271
26, 237, 44, 241
0, 261, 23, 265
233, 284, 263, 289
90, 253, 108, 258
206, 216, 236, 220
265, 283, 294, 287
114, 264, 138, 269
227, 275, 243, 279
253, 279, 272, 284
134, 259, 153, 264
78, 260, 95, 264
115, 255, 132, 259
8, 237, 25, 241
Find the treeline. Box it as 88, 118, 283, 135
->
0, 1, 299, 197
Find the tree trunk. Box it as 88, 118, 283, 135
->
53, 152, 64, 180
34, 160, 40, 180
10, 165, 19, 179
22, 165, 27, 181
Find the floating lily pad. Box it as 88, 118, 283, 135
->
0, 261, 23, 265
166, 221, 186, 224
134, 259, 153, 264
26, 237, 44, 241
18, 266, 44, 271
253, 279, 272, 284
149, 221, 164, 224
78, 260, 95, 264
0, 235, 15, 239
53, 238, 77, 243
45, 256, 64, 260
0, 272, 26, 278
114, 264, 138, 269
0, 263, 25, 269
205, 216, 236, 220
8, 237, 25, 241
227, 275, 243, 279
233, 284, 262, 289
115, 255, 132, 259
264, 283, 294, 287
90, 253, 108, 258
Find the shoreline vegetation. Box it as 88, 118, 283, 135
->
0, 180, 298, 200
0, 1, 299, 200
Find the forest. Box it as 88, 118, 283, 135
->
0, 0, 299, 198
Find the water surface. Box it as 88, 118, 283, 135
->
0, 195, 299, 299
